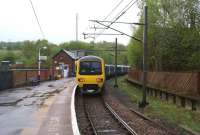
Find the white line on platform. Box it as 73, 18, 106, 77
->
71, 84, 81, 135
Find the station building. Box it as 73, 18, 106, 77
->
52, 49, 85, 78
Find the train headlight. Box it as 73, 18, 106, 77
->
78, 78, 85, 82
96, 78, 103, 83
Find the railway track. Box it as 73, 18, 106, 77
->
129, 108, 176, 135
76, 93, 137, 135
129, 108, 197, 135
76, 84, 197, 135
76, 94, 172, 135
103, 84, 198, 135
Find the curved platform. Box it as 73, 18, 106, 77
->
37, 80, 80, 135
20, 78, 80, 135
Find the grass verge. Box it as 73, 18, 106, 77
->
107, 76, 200, 133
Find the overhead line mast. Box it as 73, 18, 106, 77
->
86, 0, 149, 108
140, 0, 149, 108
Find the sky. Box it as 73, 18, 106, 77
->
0, 0, 140, 45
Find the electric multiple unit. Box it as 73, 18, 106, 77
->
76, 55, 130, 94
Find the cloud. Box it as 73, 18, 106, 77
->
0, 0, 139, 45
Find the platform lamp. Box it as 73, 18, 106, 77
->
38, 46, 47, 81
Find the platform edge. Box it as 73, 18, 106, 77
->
71, 84, 81, 135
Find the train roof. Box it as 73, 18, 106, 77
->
79, 55, 103, 62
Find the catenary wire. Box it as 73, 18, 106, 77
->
95, 0, 138, 39
103, 0, 125, 22
29, 0, 45, 39
84, 0, 125, 40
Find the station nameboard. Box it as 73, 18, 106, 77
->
40, 56, 47, 61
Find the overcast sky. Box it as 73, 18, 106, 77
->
0, 0, 140, 45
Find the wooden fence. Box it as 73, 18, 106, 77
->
128, 69, 200, 111
128, 69, 200, 98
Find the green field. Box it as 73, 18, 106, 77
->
0, 50, 22, 62
0, 50, 21, 54
107, 76, 200, 133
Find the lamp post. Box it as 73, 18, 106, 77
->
38, 46, 47, 81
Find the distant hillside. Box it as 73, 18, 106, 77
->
0, 40, 128, 67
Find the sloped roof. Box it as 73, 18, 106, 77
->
52, 49, 78, 60
62, 49, 77, 59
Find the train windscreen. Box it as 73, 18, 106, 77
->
79, 61, 102, 75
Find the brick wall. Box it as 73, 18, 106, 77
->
52, 51, 75, 77
13, 70, 26, 86
0, 69, 51, 90
12, 69, 50, 87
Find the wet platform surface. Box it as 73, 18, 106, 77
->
0, 78, 78, 135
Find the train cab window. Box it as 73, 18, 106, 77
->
79, 61, 102, 75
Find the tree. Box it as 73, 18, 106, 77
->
2, 51, 16, 64
128, 0, 200, 71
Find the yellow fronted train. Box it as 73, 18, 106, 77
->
76, 55, 130, 94
76, 55, 105, 94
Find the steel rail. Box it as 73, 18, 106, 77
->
129, 108, 177, 135
105, 102, 138, 135
83, 97, 98, 135
130, 108, 153, 122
